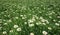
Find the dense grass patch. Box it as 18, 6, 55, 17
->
0, 0, 60, 35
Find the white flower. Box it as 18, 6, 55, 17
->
48, 27, 52, 30
49, 16, 52, 19
9, 30, 13, 32
20, 15, 23, 17
55, 23, 59, 26
36, 22, 41, 25
58, 21, 60, 23
22, 17, 26, 19
53, 19, 56, 22
15, 17, 19, 19
29, 24, 34, 27
36, 23, 39, 25
4, 15, 7, 17
8, 19, 12, 22
30, 33, 34, 35
41, 19, 46, 22
28, 19, 34, 23
13, 25, 18, 28
28, 17, 35, 23
40, 17, 43, 19
24, 22, 27, 24
3, 19, 6, 21
42, 23, 46, 25
42, 31, 48, 35
17, 28, 21, 31
45, 20, 49, 24
4, 23, 8, 25
3, 31, 7, 34
57, 16, 60, 18
32, 18, 35, 21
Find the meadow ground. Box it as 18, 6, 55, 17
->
0, 0, 60, 35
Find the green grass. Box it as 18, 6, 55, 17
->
0, 0, 60, 35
